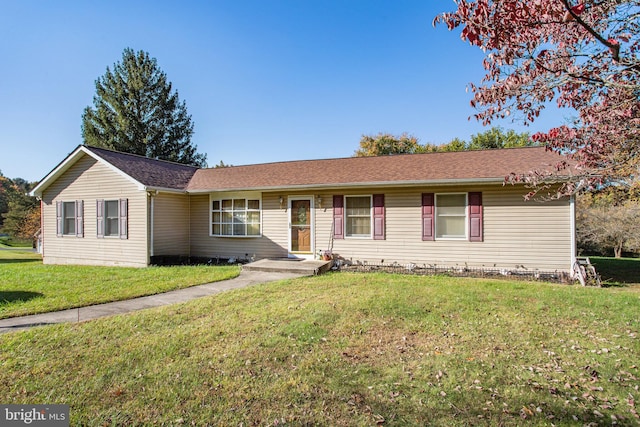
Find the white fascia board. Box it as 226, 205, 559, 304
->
30, 146, 86, 197
146, 186, 188, 194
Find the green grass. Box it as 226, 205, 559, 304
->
1, 272, 638, 426
590, 256, 640, 285
0, 251, 240, 319
0, 236, 33, 248
0, 247, 41, 262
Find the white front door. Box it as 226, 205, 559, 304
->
288, 197, 314, 258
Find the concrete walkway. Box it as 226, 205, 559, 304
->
0, 270, 305, 334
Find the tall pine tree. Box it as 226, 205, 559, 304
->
82, 48, 207, 167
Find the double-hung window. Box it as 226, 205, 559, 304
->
435, 194, 467, 239
422, 192, 483, 242
56, 200, 83, 237
332, 194, 385, 240
211, 196, 261, 237
345, 196, 372, 238
97, 199, 128, 239
63, 202, 77, 235
104, 200, 120, 236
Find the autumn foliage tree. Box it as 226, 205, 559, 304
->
354, 133, 425, 156
0, 173, 40, 241
435, 1, 640, 196
355, 128, 534, 156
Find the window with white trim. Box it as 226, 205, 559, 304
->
345, 195, 371, 237
97, 199, 128, 239
62, 201, 76, 236
211, 196, 261, 237
56, 200, 83, 237
104, 200, 120, 237
435, 193, 467, 239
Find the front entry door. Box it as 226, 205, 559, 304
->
289, 198, 313, 257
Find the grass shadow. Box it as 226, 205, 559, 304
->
0, 291, 44, 304
0, 258, 42, 264
590, 256, 640, 286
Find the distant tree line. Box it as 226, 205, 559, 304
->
353, 127, 535, 157
577, 187, 640, 258
0, 171, 40, 242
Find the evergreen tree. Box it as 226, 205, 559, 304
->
82, 48, 207, 167
354, 133, 423, 156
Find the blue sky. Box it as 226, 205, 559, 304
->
0, 1, 567, 182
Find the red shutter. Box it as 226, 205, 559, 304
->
332, 195, 344, 240
119, 199, 128, 239
468, 192, 483, 242
96, 200, 104, 238
373, 194, 385, 240
421, 193, 434, 241
76, 200, 84, 238
56, 201, 63, 237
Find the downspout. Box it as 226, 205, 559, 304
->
147, 190, 157, 262
150, 195, 155, 258
39, 198, 44, 256
188, 194, 191, 259
570, 194, 577, 277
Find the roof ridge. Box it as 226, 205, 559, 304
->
200, 145, 547, 170
84, 145, 200, 170
187, 145, 562, 192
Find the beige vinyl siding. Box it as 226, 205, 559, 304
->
152, 193, 190, 256
188, 186, 572, 272
316, 186, 572, 272
41, 155, 148, 267
188, 194, 209, 256
189, 193, 289, 260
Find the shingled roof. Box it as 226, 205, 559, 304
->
85, 146, 198, 190
32, 145, 568, 198
186, 146, 566, 192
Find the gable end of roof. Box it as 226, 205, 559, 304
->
31, 145, 199, 197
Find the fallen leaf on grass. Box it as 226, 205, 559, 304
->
520, 406, 534, 419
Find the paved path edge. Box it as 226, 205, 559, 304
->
0, 270, 305, 334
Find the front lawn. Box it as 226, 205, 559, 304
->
1, 273, 638, 426
0, 251, 240, 319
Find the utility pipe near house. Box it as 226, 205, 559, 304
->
147, 190, 157, 259
570, 194, 577, 277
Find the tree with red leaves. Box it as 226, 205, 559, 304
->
435, 1, 640, 197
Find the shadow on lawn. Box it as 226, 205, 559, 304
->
0, 291, 43, 304
0, 258, 41, 264
590, 257, 640, 286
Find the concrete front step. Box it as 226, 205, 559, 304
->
242, 258, 332, 276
